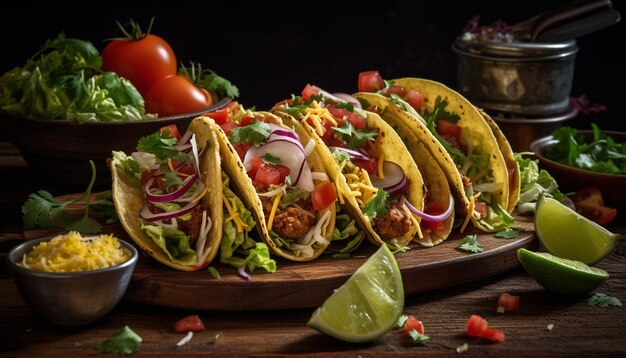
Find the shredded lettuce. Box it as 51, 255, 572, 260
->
515, 153, 564, 214
219, 172, 276, 273
328, 205, 366, 253
0, 33, 152, 121
140, 220, 197, 265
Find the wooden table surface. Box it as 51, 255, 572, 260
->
1, 142, 625, 357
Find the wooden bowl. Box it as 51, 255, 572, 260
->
2, 98, 231, 189
530, 130, 626, 208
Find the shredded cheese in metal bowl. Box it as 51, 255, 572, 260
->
18, 231, 132, 272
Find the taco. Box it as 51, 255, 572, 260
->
111, 118, 276, 274
203, 106, 336, 261
354, 73, 516, 232
272, 85, 439, 249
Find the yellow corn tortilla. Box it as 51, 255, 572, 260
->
110, 117, 223, 271
475, 107, 521, 213
206, 112, 336, 262
273, 107, 426, 250
352, 94, 455, 246
356, 77, 511, 232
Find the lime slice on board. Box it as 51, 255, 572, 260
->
535, 196, 620, 265
517, 248, 609, 295
307, 245, 404, 343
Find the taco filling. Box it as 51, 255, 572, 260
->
276, 86, 445, 244
213, 108, 335, 258
113, 125, 213, 267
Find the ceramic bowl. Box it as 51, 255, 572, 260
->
1, 97, 231, 189
530, 130, 626, 208
6, 236, 138, 326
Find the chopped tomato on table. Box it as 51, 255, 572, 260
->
174, 315, 206, 333
403, 315, 425, 334
497, 292, 520, 312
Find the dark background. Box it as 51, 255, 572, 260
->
1, 0, 624, 130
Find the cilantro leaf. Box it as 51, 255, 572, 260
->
136, 131, 184, 161
588, 293, 622, 307
495, 227, 525, 238
408, 329, 430, 345
95, 325, 142, 355
395, 315, 409, 328
363, 188, 390, 219
229, 120, 271, 146
261, 153, 281, 164
457, 234, 484, 253
208, 266, 221, 279
419, 96, 466, 166
331, 121, 378, 149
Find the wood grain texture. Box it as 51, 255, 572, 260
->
21, 199, 536, 311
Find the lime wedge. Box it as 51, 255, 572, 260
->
307, 245, 404, 343
535, 196, 620, 265
518, 248, 609, 295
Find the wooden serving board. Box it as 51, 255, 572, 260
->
24, 195, 536, 311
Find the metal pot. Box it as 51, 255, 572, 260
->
452, 38, 578, 116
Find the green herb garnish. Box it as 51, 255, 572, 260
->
229, 120, 271, 146
588, 293, 622, 307
332, 121, 378, 149
95, 325, 142, 355
261, 153, 281, 164
457, 234, 484, 253
363, 188, 390, 219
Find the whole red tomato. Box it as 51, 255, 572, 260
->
144, 75, 214, 117
102, 34, 177, 95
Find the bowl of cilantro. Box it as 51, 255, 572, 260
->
530, 124, 626, 208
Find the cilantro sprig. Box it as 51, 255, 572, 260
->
22, 160, 103, 234
363, 188, 390, 219
229, 120, 271, 146
419, 96, 465, 166
588, 293, 622, 307
95, 326, 142, 355
136, 130, 186, 162
332, 121, 378, 149
457, 234, 484, 253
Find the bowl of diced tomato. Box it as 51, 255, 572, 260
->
530, 128, 626, 220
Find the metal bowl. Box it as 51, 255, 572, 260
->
452, 37, 578, 116
6, 236, 138, 326
0, 97, 231, 189
530, 130, 626, 208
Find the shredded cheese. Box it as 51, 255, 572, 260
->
267, 191, 283, 231
377, 152, 385, 179
460, 194, 477, 233
412, 214, 423, 240
191, 186, 208, 204
222, 195, 244, 233
19, 232, 131, 272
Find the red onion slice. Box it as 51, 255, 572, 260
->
243, 128, 314, 192
140, 200, 200, 222
331, 92, 362, 109
328, 147, 372, 161
402, 193, 454, 223
145, 174, 197, 203
238, 265, 251, 281
370, 161, 406, 190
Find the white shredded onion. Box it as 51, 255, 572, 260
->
311, 172, 329, 182
472, 182, 502, 193
257, 184, 287, 198
176, 331, 193, 347
304, 139, 315, 156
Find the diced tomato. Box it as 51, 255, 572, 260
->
302, 84, 321, 100
327, 135, 347, 148
240, 115, 256, 127
353, 158, 378, 175
326, 105, 349, 121
346, 113, 367, 131
358, 71, 385, 93
173, 162, 195, 176
421, 201, 446, 230
174, 314, 206, 333
233, 142, 251, 161
569, 187, 617, 226
466, 315, 488, 337
219, 120, 239, 136
404, 89, 424, 111
480, 328, 505, 342
474, 201, 488, 219
160, 125, 181, 140
202, 108, 229, 125
320, 120, 335, 144
384, 85, 406, 98
403, 315, 425, 334
312, 182, 337, 210
436, 119, 462, 145
255, 163, 290, 187
225, 100, 239, 112
497, 293, 520, 312
140, 169, 158, 186
248, 156, 264, 178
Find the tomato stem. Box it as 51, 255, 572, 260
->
114, 17, 155, 41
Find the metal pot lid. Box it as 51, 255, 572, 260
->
452, 37, 578, 59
